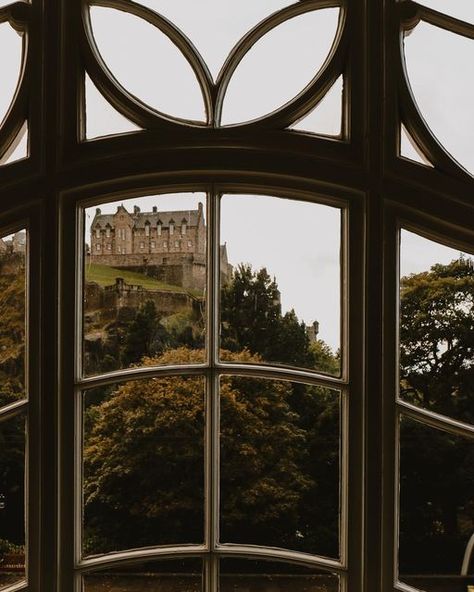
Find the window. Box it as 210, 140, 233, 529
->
151, 240, 155, 248
0, 1, 472, 591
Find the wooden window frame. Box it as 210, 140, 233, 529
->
0, 0, 472, 590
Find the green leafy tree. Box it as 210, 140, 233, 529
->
400, 257, 474, 422
83, 348, 313, 554
221, 264, 320, 369
122, 300, 169, 366
399, 257, 474, 574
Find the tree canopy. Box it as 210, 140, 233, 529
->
83, 348, 339, 555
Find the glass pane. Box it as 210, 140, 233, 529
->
0, 23, 23, 126
404, 23, 474, 175
290, 76, 343, 137
220, 195, 341, 375
83, 194, 206, 376
0, 414, 26, 590
221, 9, 340, 125
399, 417, 474, 589
89, 6, 206, 122
399, 124, 432, 167
82, 376, 205, 556
85, 75, 141, 140
83, 559, 203, 592
220, 559, 340, 592
220, 376, 341, 558
416, 0, 474, 24
138, 0, 293, 79
399, 230, 474, 424
0, 230, 27, 409
0, 123, 28, 166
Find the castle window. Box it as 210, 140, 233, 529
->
174, 240, 179, 248
157, 223, 162, 236
140, 241, 144, 249
107, 244, 111, 251
163, 241, 167, 248
188, 241, 192, 248
106, 227, 110, 238
182, 222, 187, 235
145, 223, 150, 236
96, 244, 101, 251
169, 222, 174, 235
95, 228, 100, 238
151, 241, 155, 248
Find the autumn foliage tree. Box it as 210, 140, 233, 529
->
83, 348, 319, 554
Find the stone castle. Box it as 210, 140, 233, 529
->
90, 203, 232, 290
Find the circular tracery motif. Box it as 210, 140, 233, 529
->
83, 0, 346, 129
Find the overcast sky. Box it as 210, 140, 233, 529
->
1, 1, 473, 349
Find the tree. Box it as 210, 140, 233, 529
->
221, 264, 320, 369
400, 257, 474, 422
83, 348, 314, 554
121, 300, 169, 366
398, 257, 474, 574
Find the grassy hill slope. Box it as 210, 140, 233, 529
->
85, 263, 194, 294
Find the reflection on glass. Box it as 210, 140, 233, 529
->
220, 559, 339, 592
404, 23, 474, 175
83, 559, 203, 592
291, 76, 343, 137
220, 375, 341, 558
399, 417, 474, 589
220, 195, 341, 375
85, 75, 140, 140
90, 7, 206, 122
221, 9, 340, 125
0, 230, 27, 409
83, 194, 206, 376
0, 414, 26, 590
82, 376, 205, 556
400, 230, 474, 424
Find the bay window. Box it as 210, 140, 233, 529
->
0, 0, 472, 591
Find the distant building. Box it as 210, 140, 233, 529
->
307, 320, 320, 343
90, 203, 232, 290
0, 231, 26, 255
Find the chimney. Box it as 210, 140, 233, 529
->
134, 206, 140, 214
152, 206, 157, 213
96, 208, 101, 215
198, 202, 203, 214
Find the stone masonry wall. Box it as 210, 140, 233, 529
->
85, 279, 203, 320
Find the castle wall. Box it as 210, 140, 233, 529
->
85, 279, 203, 320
